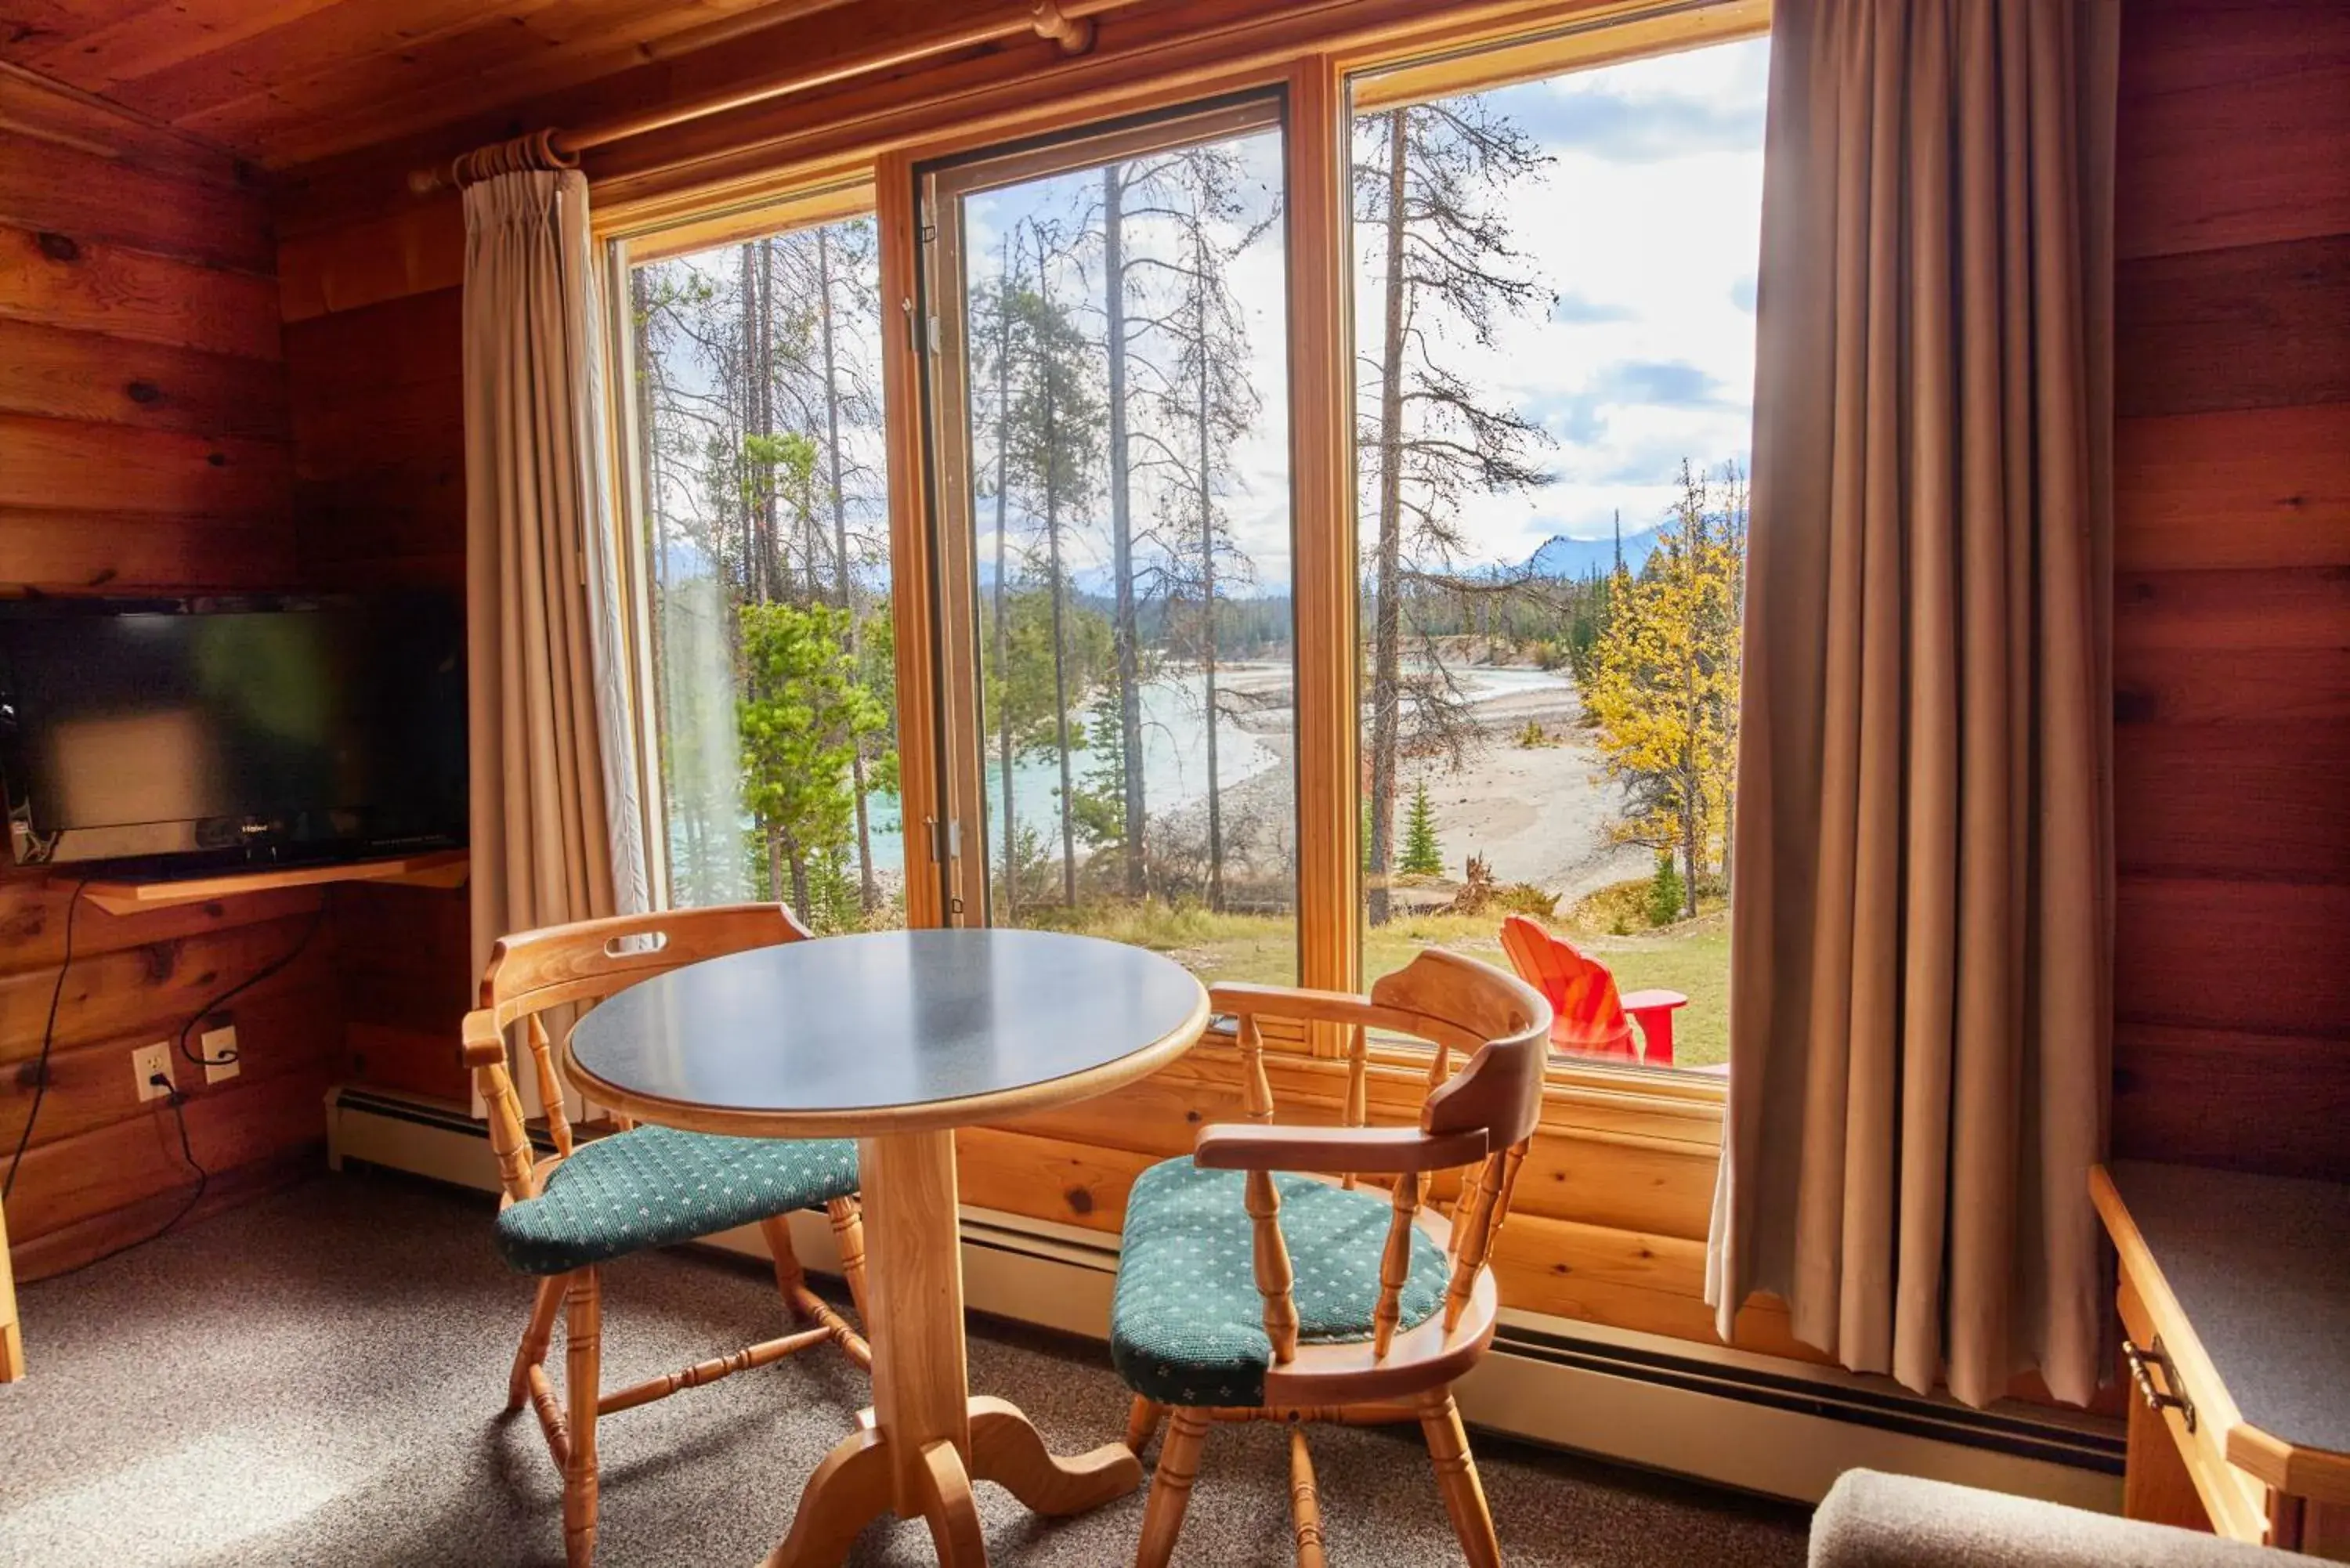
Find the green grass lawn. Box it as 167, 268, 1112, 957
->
1032, 897, 1731, 1068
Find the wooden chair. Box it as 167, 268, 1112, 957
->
1498, 914, 1688, 1065
461, 903, 871, 1568
1109, 948, 1553, 1568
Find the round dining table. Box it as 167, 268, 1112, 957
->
562, 927, 1211, 1568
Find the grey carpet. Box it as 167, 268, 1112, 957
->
0, 1169, 1808, 1566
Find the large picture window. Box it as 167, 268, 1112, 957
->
608, 13, 1770, 1081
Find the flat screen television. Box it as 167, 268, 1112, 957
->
0, 594, 467, 869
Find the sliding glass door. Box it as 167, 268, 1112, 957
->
918, 97, 1300, 982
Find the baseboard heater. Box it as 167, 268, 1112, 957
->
324, 1085, 2124, 1512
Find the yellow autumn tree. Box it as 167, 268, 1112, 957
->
1582, 460, 1746, 919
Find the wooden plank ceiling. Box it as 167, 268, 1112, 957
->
0, 0, 857, 168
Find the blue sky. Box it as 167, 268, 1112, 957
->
1335, 35, 1770, 581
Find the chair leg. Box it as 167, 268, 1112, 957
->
760, 1213, 871, 1371
1289, 1425, 1329, 1568
1124, 1395, 1167, 1457
510, 1274, 566, 1411
1420, 1392, 1500, 1568
1629, 1005, 1676, 1065
1135, 1405, 1210, 1568
761, 1211, 812, 1310
825, 1196, 870, 1324
563, 1269, 602, 1568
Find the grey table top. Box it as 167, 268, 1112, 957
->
566, 927, 1209, 1135
2108, 1160, 2350, 1458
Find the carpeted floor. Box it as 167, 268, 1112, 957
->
0, 1170, 1810, 1566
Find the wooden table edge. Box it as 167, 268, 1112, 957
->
559, 976, 1213, 1140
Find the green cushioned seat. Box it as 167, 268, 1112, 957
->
1109, 1156, 1450, 1409
493, 1124, 859, 1277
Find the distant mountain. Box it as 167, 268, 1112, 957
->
1525, 526, 1658, 580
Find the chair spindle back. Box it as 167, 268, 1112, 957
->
459, 903, 812, 1205
1205, 949, 1550, 1369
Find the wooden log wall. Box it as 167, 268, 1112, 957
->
277, 194, 472, 1107
259, 0, 2350, 1361
0, 69, 340, 1281
2108, 0, 2350, 1183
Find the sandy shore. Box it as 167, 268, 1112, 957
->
1394, 677, 1650, 904
1220, 662, 1650, 905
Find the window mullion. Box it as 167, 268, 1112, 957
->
1285, 55, 1361, 1050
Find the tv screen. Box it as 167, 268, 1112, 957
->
0, 595, 466, 867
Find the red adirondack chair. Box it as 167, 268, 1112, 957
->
1497, 915, 1689, 1066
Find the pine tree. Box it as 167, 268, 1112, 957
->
1356, 99, 1555, 924
1645, 850, 1686, 928
1136, 150, 1272, 911
812, 219, 887, 912
737, 601, 886, 923
987, 222, 1106, 905
975, 227, 1029, 917
1400, 781, 1444, 876
1069, 689, 1128, 858
1088, 143, 1271, 905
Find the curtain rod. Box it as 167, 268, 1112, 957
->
411, 0, 1127, 195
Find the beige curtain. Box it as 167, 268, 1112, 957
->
463, 168, 649, 993
1705, 0, 2118, 1409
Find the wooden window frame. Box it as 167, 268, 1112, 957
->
598, 0, 1767, 1116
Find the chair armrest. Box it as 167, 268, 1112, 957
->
461, 1008, 506, 1068
1194, 1122, 1489, 1174
1208, 981, 1386, 1026
1619, 988, 1687, 1013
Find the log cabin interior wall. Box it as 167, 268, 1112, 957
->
280, 244, 472, 1109
0, 68, 342, 1279
4, 0, 2345, 1352
2106, 0, 2350, 1184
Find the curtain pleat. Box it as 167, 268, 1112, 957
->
462, 169, 650, 1014
1706, 0, 2117, 1408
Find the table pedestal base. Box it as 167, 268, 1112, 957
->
761, 1398, 1142, 1566
761, 1129, 1141, 1566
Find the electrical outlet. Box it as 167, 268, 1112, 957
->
202, 1024, 240, 1084
132, 1042, 174, 1102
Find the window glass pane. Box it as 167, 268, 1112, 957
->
952, 117, 1296, 981
629, 215, 904, 931
1353, 37, 1766, 1073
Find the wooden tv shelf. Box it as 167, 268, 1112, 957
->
60, 849, 468, 915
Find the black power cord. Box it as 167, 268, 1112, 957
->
29, 1073, 212, 1284
4, 873, 92, 1202
145, 1073, 210, 1236
175, 901, 327, 1069
5, 879, 313, 1271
